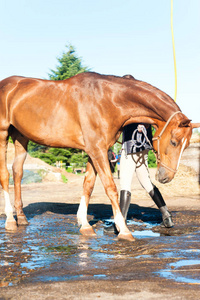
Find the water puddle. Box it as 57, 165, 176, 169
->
133, 230, 160, 238
127, 219, 160, 228
104, 218, 161, 239
0, 212, 200, 286
153, 246, 200, 285
0, 214, 116, 285
158, 259, 200, 284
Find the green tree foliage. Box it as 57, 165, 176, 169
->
28, 45, 90, 169
113, 134, 122, 155
148, 150, 157, 168
28, 141, 72, 166
148, 126, 157, 168
70, 152, 88, 169
48, 44, 89, 80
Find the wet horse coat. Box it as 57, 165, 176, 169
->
0, 72, 199, 241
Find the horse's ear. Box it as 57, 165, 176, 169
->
191, 123, 200, 129
179, 118, 191, 128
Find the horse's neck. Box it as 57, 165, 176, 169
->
127, 81, 181, 123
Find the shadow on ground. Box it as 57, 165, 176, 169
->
23, 202, 162, 224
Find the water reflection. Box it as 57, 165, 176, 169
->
0, 215, 116, 285
0, 213, 200, 286
158, 259, 200, 284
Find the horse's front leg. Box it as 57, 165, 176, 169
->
77, 157, 97, 236
11, 133, 29, 226
0, 130, 17, 230
90, 150, 134, 242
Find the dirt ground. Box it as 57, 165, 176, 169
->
0, 143, 200, 299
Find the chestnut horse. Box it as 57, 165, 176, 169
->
0, 72, 199, 241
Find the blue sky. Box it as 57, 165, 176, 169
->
0, 0, 199, 122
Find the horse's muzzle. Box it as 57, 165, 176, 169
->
156, 166, 174, 184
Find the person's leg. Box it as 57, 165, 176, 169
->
135, 151, 174, 228
119, 190, 131, 220
104, 149, 135, 232
119, 149, 136, 219
149, 187, 174, 227
134, 150, 154, 193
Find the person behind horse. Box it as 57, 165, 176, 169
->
109, 149, 121, 179
116, 150, 121, 179
104, 122, 174, 232
108, 149, 116, 174
119, 122, 174, 228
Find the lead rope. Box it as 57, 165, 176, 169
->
133, 123, 180, 174
131, 129, 146, 148
140, 127, 157, 156
132, 112, 182, 172
123, 127, 153, 159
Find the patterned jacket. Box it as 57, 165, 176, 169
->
123, 123, 152, 154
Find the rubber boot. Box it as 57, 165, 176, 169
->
119, 190, 131, 220
149, 186, 174, 228
104, 190, 131, 233
159, 206, 174, 228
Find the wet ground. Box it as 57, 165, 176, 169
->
1, 200, 200, 299
0, 167, 200, 299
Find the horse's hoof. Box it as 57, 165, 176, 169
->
17, 215, 29, 226
118, 232, 135, 242
80, 226, 96, 236
5, 219, 18, 231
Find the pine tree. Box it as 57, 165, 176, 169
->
48, 44, 89, 80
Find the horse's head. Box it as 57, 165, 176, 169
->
153, 112, 200, 184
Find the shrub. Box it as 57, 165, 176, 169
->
148, 150, 157, 168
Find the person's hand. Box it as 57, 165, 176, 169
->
137, 124, 145, 132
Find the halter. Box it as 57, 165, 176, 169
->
152, 111, 182, 173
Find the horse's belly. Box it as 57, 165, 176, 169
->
12, 109, 85, 149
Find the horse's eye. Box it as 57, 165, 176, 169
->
170, 140, 177, 147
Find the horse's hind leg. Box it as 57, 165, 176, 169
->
0, 130, 17, 230
77, 157, 97, 236
11, 130, 29, 226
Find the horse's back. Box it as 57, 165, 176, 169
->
0, 75, 26, 89
0, 76, 41, 104
0, 75, 87, 149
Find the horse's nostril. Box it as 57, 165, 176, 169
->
157, 167, 171, 184
158, 176, 170, 184
162, 177, 169, 183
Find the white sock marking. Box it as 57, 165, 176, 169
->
77, 196, 89, 227
114, 212, 128, 234
4, 190, 13, 217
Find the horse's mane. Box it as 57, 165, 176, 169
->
85, 72, 173, 104
75, 72, 181, 120
105, 73, 180, 115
